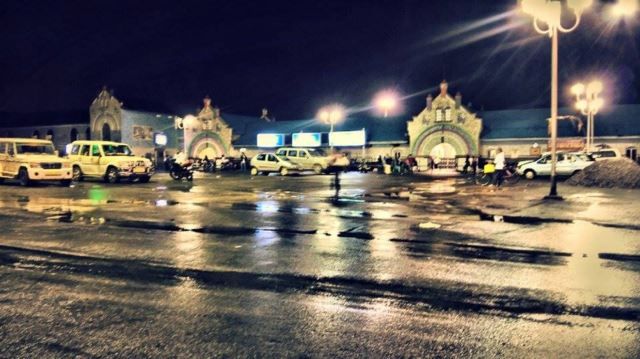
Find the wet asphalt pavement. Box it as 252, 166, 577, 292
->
0, 172, 639, 358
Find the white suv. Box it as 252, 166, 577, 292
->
250, 153, 301, 176
67, 141, 154, 183
518, 152, 594, 180
0, 138, 73, 186
274, 148, 332, 174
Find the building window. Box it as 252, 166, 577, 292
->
445, 108, 452, 122
436, 109, 443, 122
626, 147, 637, 161
70, 128, 78, 142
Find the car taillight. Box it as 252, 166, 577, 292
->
29, 163, 40, 168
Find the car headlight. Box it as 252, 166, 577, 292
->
62, 163, 71, 168
29, 163, 40, 168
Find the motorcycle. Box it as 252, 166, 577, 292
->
169, 162, 194, 181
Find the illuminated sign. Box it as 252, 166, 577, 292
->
257, 134, 285, 148
329, 129, 366, 147
292, 132, 321, 147
154, 133, 168, 146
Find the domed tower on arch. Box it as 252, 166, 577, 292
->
407, 80, 482, 163
89, 87, 123, 142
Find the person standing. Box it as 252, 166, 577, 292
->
494, 148, 506, 187
240, 152, 248, 172
463, 155, 470, 174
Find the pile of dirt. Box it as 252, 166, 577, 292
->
567, 158, 640, 188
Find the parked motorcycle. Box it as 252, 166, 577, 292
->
169, 162, 194, 181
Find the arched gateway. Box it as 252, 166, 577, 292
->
407, 81, 482, 168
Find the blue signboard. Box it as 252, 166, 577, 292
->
257, 133, 285, 148
292, 132, 321, 147
329, 129, 366, 147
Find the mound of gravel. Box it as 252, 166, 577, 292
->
567, 158, 640, 188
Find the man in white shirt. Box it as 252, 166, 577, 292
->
494, 148, 505, 187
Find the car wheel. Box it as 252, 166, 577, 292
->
18, 168, 31, 187
105, 167, 120, 184
250, 167, 259, 176
313, 164, 323, 175
524, 169, 536, 180
139, 175, 151, 183
60, 179, 72, 187
72, 166, 83, 182
280, 167, 289, 176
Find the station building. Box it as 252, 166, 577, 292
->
1, 83, 639, 165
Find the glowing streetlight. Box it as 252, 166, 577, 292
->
317, 104, 346, 148
611, 0, 639, 18
572, 80, 604, 151
373, 90, 400, 117
520, 0, 592, 200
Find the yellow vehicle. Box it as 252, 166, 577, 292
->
67, 140, 154, 183
0, 138, 73, 186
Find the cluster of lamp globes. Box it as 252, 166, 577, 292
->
571, 81, 604, 115
521, 0, 637, 24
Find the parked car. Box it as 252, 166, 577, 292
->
517, 152, 594, 180
250, 153, 301, 176
0, 138, 73, 186
67, 140, 154, 183
275, 148, 332, 174
589, 148, 621, 161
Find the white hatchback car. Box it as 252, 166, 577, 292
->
518, 152, 594, 180
250, 153, 301, 176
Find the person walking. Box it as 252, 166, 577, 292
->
494, 148, 506, 187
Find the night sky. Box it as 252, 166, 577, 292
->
0, 0, 638, 123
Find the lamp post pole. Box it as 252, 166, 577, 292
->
549, 25, 559, 198
521, 0, 591, 200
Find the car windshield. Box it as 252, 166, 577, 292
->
16, 143, 55, 155
102, 144, 133, 156
307, 149, 326, 156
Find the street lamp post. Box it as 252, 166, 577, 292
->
317, 105, 345, 149
572, 81, 603, 152
520, 0, 592, 200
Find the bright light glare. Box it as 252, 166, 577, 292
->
611, 0, 639, 17
567, 0, 593, 13
373, 90, 400, 117
587, 80, 603, 95
571, 83, 585, 96
590, 98, 604, 112
576, 99, 588, 111
317, 104, 345, 124
521, 0, 561, 26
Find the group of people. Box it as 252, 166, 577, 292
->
168, 151, 250, 172
477, 147, 507, 188
377, 153, 418, 175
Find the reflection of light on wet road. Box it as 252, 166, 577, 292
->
173, 230, 206, 268
256, 200, 279, 214
255, 229, 280, 247
155, 199, 168, 207
88, 186, 109, 204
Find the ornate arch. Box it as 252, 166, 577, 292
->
411, 124, 478, 156
187, 131, 230, 158
92, 114, 121, 142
